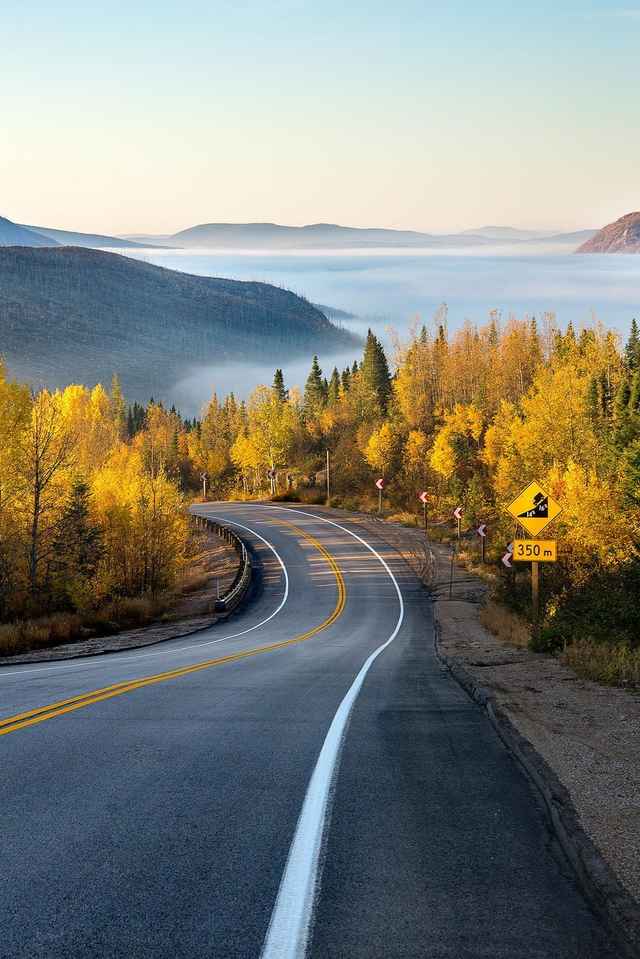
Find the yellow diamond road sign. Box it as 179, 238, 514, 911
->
506, 481, 562, 537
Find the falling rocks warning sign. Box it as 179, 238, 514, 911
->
506, 481, 562, 537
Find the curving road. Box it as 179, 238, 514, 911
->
0, 504, 617, 958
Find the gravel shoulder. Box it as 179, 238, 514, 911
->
429, 541, 640, 908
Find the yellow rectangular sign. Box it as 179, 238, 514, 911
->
512, 539, 557, 562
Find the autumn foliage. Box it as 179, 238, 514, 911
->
2, 312, 639, 667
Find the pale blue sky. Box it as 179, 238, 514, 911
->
2, 1, 638, 234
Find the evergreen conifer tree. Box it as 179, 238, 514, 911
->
51, 479, 103, 609
587, 377, 600, 423
361, 329, 392, 413
328, 367, 341, 405
273, 369, 288, 403
625, 319, 640, 372
304, 356, 326, 418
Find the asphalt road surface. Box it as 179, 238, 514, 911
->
0, 504, 619, 958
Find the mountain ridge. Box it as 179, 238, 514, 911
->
0, 216, 60, 247
124, 220, 596, 251
577, 212, 640, 253
0, 247, 356, 401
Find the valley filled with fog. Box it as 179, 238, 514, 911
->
129, 247, 640, 414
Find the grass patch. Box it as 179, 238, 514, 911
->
479, 600, 531, 648
562, 639, 640, 687
386, 511, 421, 527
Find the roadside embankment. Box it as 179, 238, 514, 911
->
430, 541, 640, 956
0, 518, 247, 666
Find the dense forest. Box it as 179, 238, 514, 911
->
0, 246, 356, 400
1, 310, 639, 682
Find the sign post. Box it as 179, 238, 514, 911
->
507, 482, 562, 635
476, 523, 487, 563
453, 506, 463, 542
201, 471, 208, 500
376, 477, 385, 514
326, 449, 331, 505
419, 491, 429, 534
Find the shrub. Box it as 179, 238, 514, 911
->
562, 640, 640, 687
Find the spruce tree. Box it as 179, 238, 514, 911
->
341, 367, 351, 392
328, 367, 341, 405
304, 356, 326, 417
629, 371, 640, 413
273, 368, 288, 403
625, 319, 640, 372
361, 329, 392, 413
587, 377, 600, 423
51, 479, 103, 609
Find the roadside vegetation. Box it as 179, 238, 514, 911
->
1, 310, 639, 678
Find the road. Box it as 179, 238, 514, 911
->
0, 503, 618, 958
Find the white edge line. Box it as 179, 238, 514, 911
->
0, 514, 289, 680
260, 505, 405, 959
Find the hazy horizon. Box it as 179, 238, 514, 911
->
3, 2, 638, 236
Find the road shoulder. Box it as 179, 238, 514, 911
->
432, 543, 640, 957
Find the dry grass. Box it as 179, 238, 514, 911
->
0, 596, 172, 658
562, 640, 640, 687
386, 511, 421, 527
479, 600, 531, 648
0, 612, 81, 656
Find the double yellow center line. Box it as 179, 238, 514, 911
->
0, 523, 346, 739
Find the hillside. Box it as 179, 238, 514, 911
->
0, 216, 59, 247
0, 247, 356, 400
577, 212, 640, 253
20, 223, 151, 249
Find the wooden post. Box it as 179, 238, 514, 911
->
449, 542, 456, 599
326, 449, 330, 505
531, 560, 540, 631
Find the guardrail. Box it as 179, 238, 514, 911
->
192, 515, 252, 615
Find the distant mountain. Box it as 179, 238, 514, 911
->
0, 216, 59, 247
20, 224, 151, 249
527, 229, 596, 245
133, 221, 501, 250
462, 225, 552, 241
122, 221, 598, 252
577, 212, 640, 253
0, 247, 357, 401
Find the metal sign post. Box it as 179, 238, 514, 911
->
376, 477, 384, 513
